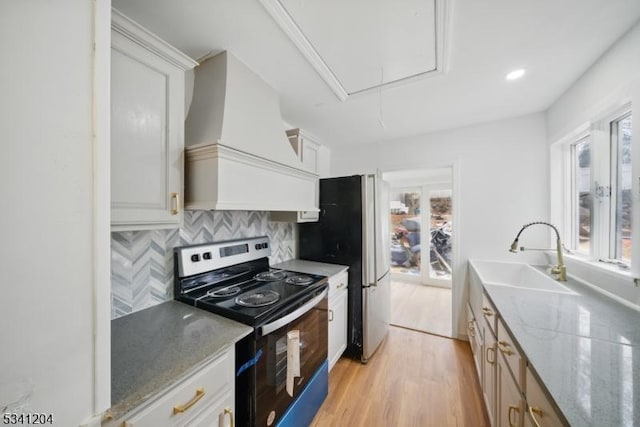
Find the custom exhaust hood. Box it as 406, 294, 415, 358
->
184, 51, 318, 212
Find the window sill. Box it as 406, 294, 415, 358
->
546, 251, 640, 309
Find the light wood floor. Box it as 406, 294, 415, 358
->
391, 280, 452, 337
310, 327, 489, 427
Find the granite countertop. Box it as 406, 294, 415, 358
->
273, 259, 348, 277
472, 262, 640, 426
108, 301, 252, 422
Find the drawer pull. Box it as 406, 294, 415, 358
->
528, 406, 543, 427
468, 321, 476, 337
329, 309, 334, 322
482, 307, 494, 316
337, 282, 346, 289
173, 387, 205, 414
170, 192, 180, 215
223, 407, 234, 427
498, 341, 513, 355
486, 346, 495, 364
508, 405, 520, 427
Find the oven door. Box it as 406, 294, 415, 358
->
254, 288, 328, 427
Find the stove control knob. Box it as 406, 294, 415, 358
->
191, 254, 200, 262
202, 252, 212, 260
255, 244, 261, 250
263, 243, 269, 249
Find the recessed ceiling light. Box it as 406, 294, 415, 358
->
506, 69, 526, 81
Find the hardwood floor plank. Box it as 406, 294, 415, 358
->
311, 327, 489, 427
390, 280, 452, 337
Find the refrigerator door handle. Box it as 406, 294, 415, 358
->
363, 175, 377, 287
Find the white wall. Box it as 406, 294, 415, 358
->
546, 20, 640, 306
0, 2, 100, 425
331, 113, 550, 337
547, 21, 640, 142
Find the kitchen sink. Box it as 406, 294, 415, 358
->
470, 260, 575, 294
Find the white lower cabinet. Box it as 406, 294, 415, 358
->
121, 347, 234, 427
470, 288, 566, 427
328, 270, 348, 371
497, 353, 524, 427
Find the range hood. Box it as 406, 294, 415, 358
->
184, 51, 318, 212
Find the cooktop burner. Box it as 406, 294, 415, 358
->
235, 289, 280, 307
255, 270, 287, 281
285, 275, 314, 286
206, 285, 241, 298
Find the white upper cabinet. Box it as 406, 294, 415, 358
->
286, 128, 320, 174
111, 10, 197, 231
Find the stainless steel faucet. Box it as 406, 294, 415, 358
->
509, 221, 567, 281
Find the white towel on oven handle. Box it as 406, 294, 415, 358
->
286, 330, 301, 397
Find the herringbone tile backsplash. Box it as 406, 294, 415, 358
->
111, 211, 295, 319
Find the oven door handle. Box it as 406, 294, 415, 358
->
260, 289, 328, 335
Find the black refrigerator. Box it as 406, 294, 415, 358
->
299, 175, 391, 362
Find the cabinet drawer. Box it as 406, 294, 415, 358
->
124, 348, 234, 427
328, 271, 348, 296
525, 366, 565, 427
481, 293, 497, 335
497, 317, 524, 392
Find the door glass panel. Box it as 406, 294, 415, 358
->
429, 190, 452, 281
390, 189, 421, 277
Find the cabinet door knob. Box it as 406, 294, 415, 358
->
171, 192, 180, 215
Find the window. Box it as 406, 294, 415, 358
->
565, 109, 633, 267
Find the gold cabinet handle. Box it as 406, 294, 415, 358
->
498, 341, 513, 355
468, 321, 476, 337
328, 309, 334, 322
508, 405, 520, 427
173, 387, 205, 414
170, 192, 180, 215
482, 307, 494, 316
223, 407, 234, 427
486, 346, 495, 364
528, 406, 543, 427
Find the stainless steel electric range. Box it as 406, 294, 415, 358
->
174, 236, 329, 427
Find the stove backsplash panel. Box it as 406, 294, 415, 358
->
111, 211, 295, 319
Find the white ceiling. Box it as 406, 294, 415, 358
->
112, 0, 640, 147
274, 0, 438, 95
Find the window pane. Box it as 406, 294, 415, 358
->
614, 115, 632, 262
390, 190, 421, 276
429, 191, 452, 281
574, 139, 592, 253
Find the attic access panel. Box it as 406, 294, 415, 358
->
261, 0, 442, 100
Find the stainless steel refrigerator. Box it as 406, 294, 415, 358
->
299, 174, 390, 362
